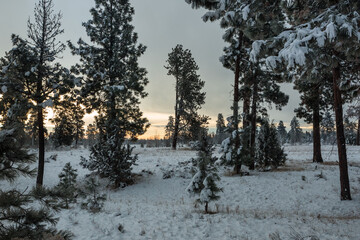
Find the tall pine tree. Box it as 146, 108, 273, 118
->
70, 0, 149, 188
0, 0, 73, 186
165, 44, 206, 149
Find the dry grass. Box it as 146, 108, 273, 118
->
320, 161, 339, 166
272, 166, 305, 172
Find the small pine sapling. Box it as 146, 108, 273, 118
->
55, 162, 78, 209
186, 134, 221, 213
256, 120, 287, 170
79, 177, 106, 213
81, 140, 137, 188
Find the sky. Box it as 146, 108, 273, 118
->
0, 0, 305, 139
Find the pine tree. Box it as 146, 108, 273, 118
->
70, 0, 149, 187
165, 116, 175, 140
0, 96, 71, 239
252, 0, 359, 200
81, 139, 137, 187
52, 95, 85, 148
288, 116, 303, 145
256, 119, 286, 170
182, 114, 210, 143
277, 120, 287, 145
186, 0, 287, 173
346, 99, 360, 145
54, 162, 78, 209
215, 113, 227, 144
321, 111, 336, 145
0, 0, 73, 186
79, 177, 106, 213
294, 78, 332, 162
165, 44, 206, 150
344, 117, 357, 145
0, 103, 36, 182
86, 123, 97, 148
216, 113, 226, 135
186, 133, 221, 213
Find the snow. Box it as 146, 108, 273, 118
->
242, 5, 250, 21
325, 22, 337, 41
2, 65, 9, 73
1, 85, 7, 93
2, 145, 360, 239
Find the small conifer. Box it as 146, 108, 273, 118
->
256, 120, 287, 170
79, 177, 106, 213
186, 133, 221, 213
55, 162, 78, 209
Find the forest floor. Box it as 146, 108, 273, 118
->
2, 145, 360, 240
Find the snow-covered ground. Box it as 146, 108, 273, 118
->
2, 145, 360, 240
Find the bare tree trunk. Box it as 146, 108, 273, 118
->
172, 77, 180, 150
233, 32, 243, 174
356, 117, 360, 146
205, 202, 208, 213
36, 106, 45, 186
332, 66, 351, 200
249, 75, 258, 170
243, 95, 251, 129
313, 90, 323, 163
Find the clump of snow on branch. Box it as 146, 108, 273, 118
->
250, 10, 360, 69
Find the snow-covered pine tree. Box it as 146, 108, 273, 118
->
81, 136, 137, 187
70, 0, 149, 187
0, 101, 36, 181
186, 133, 221, 213
165, 44, 206, 149
54, 162, 78, 209
288, 116, 303, 145
186, 0, 287, 173
0, 94, 71, 239
256, 119, 286, 170
251, 0, 360, 200
0, 0, 74, 186
277, 121, 288, 145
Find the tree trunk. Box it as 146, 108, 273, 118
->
332, 66, 351, 200
243, 95, 251, 129
233, 32, 243, 174
172, 77, 180, 150
312, 90, 323, 163
249, 75, 258, 170
205, 202, 208, 213
356, 117, 360, 146
36, 106, 45, 186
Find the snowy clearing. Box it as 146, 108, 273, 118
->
1, 145, 360, 240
